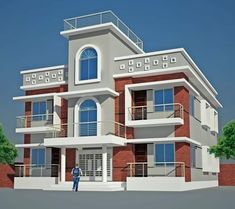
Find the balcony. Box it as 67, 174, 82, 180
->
16, 113, 56, 133
44, 121, 127, 148
63, 11, 143, 50
126, 103, 184, 127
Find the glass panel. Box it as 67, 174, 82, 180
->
38, 149, 45, 165
165, 144, 174, 163
80, 100, 96, 110
80, 123, 89, 136
89, 110, 97, 122
39, 102, 47, 114
155, 90, 164, 111
32, 149, 38, 165
164, 89, 173, 111
155, 144, 164, 163
89, 58, 97, 79
33, 102, 39, 115
80, 111, 88, 123
80, 60, 89, 80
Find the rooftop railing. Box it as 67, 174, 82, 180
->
63, 11, 143, 50
128, 103, 184, 121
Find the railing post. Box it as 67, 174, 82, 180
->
164, 162, 167, 176
143, 163, 144, 177
24, 165, 26, 177
130, 164, 132, 177
40, 165, 43, 177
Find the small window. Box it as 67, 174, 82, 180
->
154, 88, 173, 111
79, 48, 97, 81
32, 148, 45, 166
32, 101, 47, 120
190, 95, 195, 116
155, 143, 175, 165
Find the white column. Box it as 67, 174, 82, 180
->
102, 146, 107, 183
61, 147, 66, 182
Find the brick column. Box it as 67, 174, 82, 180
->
65, 148, 76, 181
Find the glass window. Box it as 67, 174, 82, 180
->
154, 89, 173, 111
155, 143, 175, 164
32, 101, 47, 121
32, 148, 45, 166
190, 95, 195, 116
79, 99, 97, 136
79, 48, 97, 81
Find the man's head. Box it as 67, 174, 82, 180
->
75, 163, 79, 168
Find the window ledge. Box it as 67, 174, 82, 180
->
75, 78, 101, 85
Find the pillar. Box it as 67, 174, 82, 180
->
61, 147, 66, 182
102, 146, 107, 183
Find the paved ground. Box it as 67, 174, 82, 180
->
0, 187, 234, 209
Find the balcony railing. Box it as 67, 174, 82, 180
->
15, 164, 60, 177
63, 11, 143, 50
46, 121, 126, 138
127, 162, 185, 177
16, 113, 53, 128
128, 103, 184, 121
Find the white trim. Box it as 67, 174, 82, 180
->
60, 23, 144, 54
13, 93, 56, 101
20, 81, 66, 91
57, 88, 119, 98
20, 65, 67, 74
75, 44, 101, 85
126, 137, 201, 146
74, 97, 102, 137
16, 126, 56, 134
15, 143, 44, 148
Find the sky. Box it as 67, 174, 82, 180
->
0, 0, 234, 145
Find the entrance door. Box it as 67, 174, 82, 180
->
78, 149, 112, 181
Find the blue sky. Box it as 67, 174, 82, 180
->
0, 0, 234, 143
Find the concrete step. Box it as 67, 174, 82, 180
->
45, 182, 125, 191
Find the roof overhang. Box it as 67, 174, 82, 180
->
44, 135, 126, 148
15, 143, 44, 148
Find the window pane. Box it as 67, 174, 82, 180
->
89, 110, 97, 122
190, 95, 195, 116
155, 90, 164, 111
38, 149, 45, 165
164, 89, 173, 111
88, 122, 97, 136
155, 144, 164, 163
165, 144, 174, 162
89, 58, 97, 79
33, 102, 39, 115
32, 149, 38, 165
80, 111, 88, 123
39, 101, 46, 115
80, 60, 89, 80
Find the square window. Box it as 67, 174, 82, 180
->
38, 75, 43, 80
136, 62, 142, 68
52, 73, 56, 79
162, 63, 168, 68
128, 67, 134, 73
153, 60, 159, 66
144, 58, 150, 64
162, 55, 168, 61
144, 65, 150, 71
128, 60, 134, 66
170, 57, 177, 63
120, 64, 125, 70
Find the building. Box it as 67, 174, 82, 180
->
13, 11, 222, 191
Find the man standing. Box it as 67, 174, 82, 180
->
71, 164, 82, 192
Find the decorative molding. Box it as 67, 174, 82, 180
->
170, 57, 177, 63
52, 73, 57, 79
162, 63, 168, 68
32, 74, 36, 78
128, 60, 134, 66
32, 80, 36, 85
136, 62, 142, 68
38, 75, 43, 80
45, 72, 50, 76
120, 64, 125, 70
128, 67, 134, 73
162, 55, 168, 61
144, 65, 150, 71
144, 58, 150, 64
26, 77, 30, 82
153, 60, 159, 66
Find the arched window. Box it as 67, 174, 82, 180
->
79, 99, 97, 136
79, 48, 97, 81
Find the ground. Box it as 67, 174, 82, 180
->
0, 187, 234, 209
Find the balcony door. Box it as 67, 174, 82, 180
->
132, 90, 147, 120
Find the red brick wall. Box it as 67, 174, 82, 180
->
65, 148, 76, 181
219, 164, 235, 186
26, 85, 68, 95
0, 164, 15, 188
113, 144, 135, 181
175, 142, 191, 182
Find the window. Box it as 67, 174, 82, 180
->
32, 148, 45, 166
190, 95, 195, 116
155, 143, 174, 164
154, 88, 173, 111
32, 101, 47, 121
79, 99, 97, 136
79, 48, 97, 81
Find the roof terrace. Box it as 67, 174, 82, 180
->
63, 11, 144, 50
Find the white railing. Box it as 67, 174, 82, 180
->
63, 11, 143, 50
16, 113, 53, 128
128, 103, 184, 121
47, 121, 126, 138
15, 164, 60, 177
127, 162, 185, 177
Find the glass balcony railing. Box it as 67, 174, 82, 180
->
63, 11, 143, 50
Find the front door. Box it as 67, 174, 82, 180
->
78, 149, 112, 181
